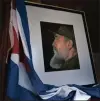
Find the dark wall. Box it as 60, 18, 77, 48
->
41, 0, 99, 53
0, 0, 11, 100
99, 0, 100, 52
0, 0, 3, 31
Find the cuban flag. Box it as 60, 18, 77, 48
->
7, 0, 100, 100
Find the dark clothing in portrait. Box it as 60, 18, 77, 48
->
60, 55, 80, 70
50, 54, 80, 71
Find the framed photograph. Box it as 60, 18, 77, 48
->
25, 2, 97, 86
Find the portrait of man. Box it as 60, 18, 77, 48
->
40, 21, 80, 72
50, 26, 80, 70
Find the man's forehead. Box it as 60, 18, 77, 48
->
54, 34, 70, 42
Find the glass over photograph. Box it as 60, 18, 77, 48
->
40, 21, 80, 72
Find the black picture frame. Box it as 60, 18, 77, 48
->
25, 1, 97, 86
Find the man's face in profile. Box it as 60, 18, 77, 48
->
52, 34, 70, 59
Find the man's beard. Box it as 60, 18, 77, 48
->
50, 48, 65, 69
53, 47, 69, 60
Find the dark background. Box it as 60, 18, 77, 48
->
40, 21, 77, 72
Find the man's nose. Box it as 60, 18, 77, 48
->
52, 40, 57, 47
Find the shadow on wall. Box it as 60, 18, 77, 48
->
93, 53, 100, 83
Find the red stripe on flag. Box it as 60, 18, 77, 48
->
12, 26, 19, 54
19, 35, 31, 72
21, 56, 31, 72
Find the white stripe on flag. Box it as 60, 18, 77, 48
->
11, 54, 19, 64
40, 85, 72, 99
12, 9, 19, 39
70, 87, 91, 100
18, 62, 35, 93
40, 85, 91, 100
16, 10, 30, 59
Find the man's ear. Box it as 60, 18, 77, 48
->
67, 40, 73, 49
